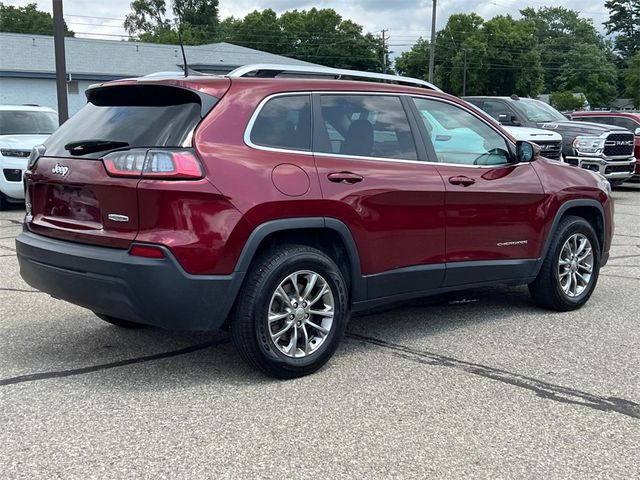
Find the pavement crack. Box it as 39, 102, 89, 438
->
0, 244, 16, 252
346, 332, 640, 420
601, 273, 640, 281
0, 337, 230, 387
0, 287, 42, 293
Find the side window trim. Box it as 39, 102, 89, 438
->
399, 95, 430, 162
410, 96, 517, 168
244, 92, 314, 156
404, 94, 439, 163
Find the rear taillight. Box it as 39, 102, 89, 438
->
102, 149, 203, 180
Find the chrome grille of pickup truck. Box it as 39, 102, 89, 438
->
535, 140, 562, 160
604, 133, 634, 157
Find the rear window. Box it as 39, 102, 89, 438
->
44, 84, 213, 158
0, 110, 58, 135
249, 95, 312, 151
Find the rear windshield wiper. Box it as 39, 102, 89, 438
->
64, 139, 129, 155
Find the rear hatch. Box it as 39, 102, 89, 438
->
25, 81, 224, 248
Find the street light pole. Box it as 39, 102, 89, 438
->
428, 0, 437, 83
52, 0, 68, 124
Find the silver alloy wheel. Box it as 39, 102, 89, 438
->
267, 270, 335, 358
558, 233, 594, 298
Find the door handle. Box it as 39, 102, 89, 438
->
448, 175, 476, 187
327, 172, 364, 184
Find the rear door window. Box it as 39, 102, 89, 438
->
249, 95, 311, 151
44, 84, 212, 158
315, 94, 417, 160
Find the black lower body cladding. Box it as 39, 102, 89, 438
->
15, 231, 244, 330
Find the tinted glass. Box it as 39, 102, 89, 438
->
316, 95, 417, 160
512, 99, 566, 123
413, 98, 511, 166
481, 101, 510, 121
0, 110, 58, 135
610, 117, 639, 131
45, 85, 208, 158
574, 116, 613, 125
250, 95, 311, 151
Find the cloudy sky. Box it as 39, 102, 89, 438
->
5, 0, 611, 54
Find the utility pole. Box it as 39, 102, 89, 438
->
381, 29, 388, 74
462, 48, 468, 96
428, 0, 437, 83
52, 0, 68, 124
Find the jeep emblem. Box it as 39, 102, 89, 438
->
51, 163, 69, 176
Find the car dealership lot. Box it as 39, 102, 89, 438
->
1, 187, 639, 479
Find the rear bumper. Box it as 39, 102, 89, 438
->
16, 231, 244, 331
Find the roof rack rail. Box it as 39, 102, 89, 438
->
227, 64, 442, 91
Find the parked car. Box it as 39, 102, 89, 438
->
501, 126, 563, 160
0, 105, 57, 209
16, 66, 613, 378
464, 95, 636, 184
570, 111, 640, 183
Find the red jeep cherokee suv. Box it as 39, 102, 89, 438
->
16, 66, 613, 378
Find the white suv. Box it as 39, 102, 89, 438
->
0, 105, 58, 210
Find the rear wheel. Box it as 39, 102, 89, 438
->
529, 215, 600, 311
231, 245, 348, 379
94, 312, 146, 329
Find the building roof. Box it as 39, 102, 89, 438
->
611, 98, 636, 109
0, 32, 317, 80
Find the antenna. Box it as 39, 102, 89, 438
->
174, 6, 188, 77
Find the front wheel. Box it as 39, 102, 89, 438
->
231, 245, 348, 379
529, 215, 600, 311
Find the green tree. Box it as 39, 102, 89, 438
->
124, 0, 219, 44
433, 13, 485, 94
624, 51, 640, 108
555, 43, 618, 107
549, 91, 586, 111
475, 15, 544, 97
394, 37, 430, 79
0, 2, 74, 36
605, 0, 640, 59
220, 8, 383, 71
521, 7, 607, 94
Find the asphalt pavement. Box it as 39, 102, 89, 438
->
0, 185, 639, 479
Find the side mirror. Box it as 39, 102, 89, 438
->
635, 127, 640, 136
516, 141, 539, 163
497, 113, 510, 123
498, 113, 520, 126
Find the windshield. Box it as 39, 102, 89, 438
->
0, 110, 58, 135
513, 99, 567, 123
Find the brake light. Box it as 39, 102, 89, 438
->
102, 149, 203, 180
129, 244, 166, 259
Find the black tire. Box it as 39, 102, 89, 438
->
529, 215, 601, 311
0, 193, 9, 211
94, 312, 146, 329
231, 245, 348, 379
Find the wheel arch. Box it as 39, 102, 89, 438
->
536, 199, 606, 275
233, 217, 366, 303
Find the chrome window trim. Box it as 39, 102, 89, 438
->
244, 91, 519, 169
244, 92, 314, 156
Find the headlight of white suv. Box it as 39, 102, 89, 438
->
572, 136, 605, 154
